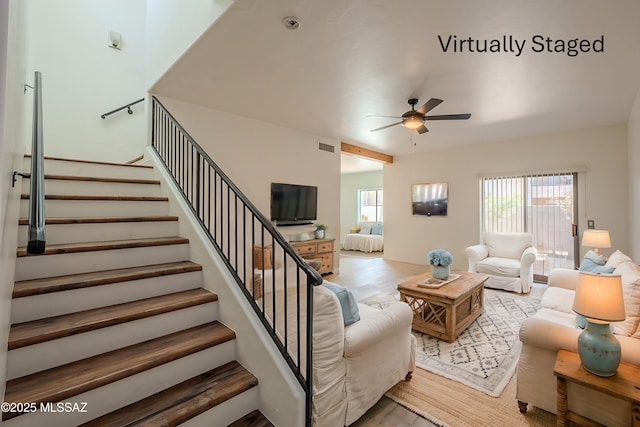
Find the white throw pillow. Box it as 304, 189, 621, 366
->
612, 261, 640, 338
359, 224, 372, 235
605, 250, 633, 269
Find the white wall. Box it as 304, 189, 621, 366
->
0, 0, 28, 411
384, 125, 629, 269
628, 88, 640, 261
24, 0, 147, 162
340, 170, 382, 244
155, 96, 342, 246
145, 0, 232, 88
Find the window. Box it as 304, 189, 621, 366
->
481, 172, 578, 279
358, 189, 383, 222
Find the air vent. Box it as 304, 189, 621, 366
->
318, 143, 335, 153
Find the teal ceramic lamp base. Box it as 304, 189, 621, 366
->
577, 320, 621, 377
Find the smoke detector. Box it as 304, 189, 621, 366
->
282, 16, 301, 30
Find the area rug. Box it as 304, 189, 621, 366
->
414, 289, 540, 397
385, 366, 556, 427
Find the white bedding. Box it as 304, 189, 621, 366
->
342, 233, 384, 253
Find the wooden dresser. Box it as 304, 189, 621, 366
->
290, 238, 335, 275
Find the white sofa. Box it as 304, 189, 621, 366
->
465, 231, 537, 293
342, 222, 383, 253
517, 251, 640, 427
313, 282, 416, 426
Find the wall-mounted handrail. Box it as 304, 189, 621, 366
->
100, 98, 144, 119
151, 96, 321, 426
27, 71, 46, 254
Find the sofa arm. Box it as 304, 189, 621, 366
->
465, 244, 488, 272
548, 268, 580, 291
519, 317, 580, 352
520, 246, 538, 267
343, 302, 412, 357
520, 318, 640, 366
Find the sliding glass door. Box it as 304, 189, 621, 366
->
482, 173, 578, 281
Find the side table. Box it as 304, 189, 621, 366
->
553, 349, 640, 426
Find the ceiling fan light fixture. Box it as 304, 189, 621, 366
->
402, 117, 423, 129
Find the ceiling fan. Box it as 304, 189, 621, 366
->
368, 98, 471, 134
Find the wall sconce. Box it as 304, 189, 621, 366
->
109, 30, 122, 50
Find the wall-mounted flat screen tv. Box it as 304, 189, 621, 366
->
270, 183, 318, 225
412, 182, 448, 216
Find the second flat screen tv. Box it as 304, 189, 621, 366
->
270, 183, 318, 225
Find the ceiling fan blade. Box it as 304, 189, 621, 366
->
425, 113, 471, 121
416, 98, 443, 115
366, 115, 403, 119
416, 124, 429, 134
370, 121, 403, 132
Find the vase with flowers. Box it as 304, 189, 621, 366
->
428, 249, 453, 280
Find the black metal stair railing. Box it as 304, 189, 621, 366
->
150, 96, 321, 426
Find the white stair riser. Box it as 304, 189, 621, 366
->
15, 244, 190, 281
18, 221, 178, 246
181, 387, 259, 427
11, 270, 203, 323
19, 199, 170, 218
7, 302, 218, 379
3, 342, 237, 427
24, 158, 155, 180
22, 179, 161, 198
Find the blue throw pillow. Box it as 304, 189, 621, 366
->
322, 282, 360, 326
371, 223, 383, 235
579, 250, 615, 274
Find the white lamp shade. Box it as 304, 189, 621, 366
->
573, 272, 625, 322
581, 229, 611, 249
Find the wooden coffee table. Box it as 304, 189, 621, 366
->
398, 271, 489, 342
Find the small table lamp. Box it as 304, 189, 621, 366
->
581, 229, 611, 256
572, 272, 626, 376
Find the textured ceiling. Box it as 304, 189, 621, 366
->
152, 0, 640, 164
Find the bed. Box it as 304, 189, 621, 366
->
342, 223, 384, 253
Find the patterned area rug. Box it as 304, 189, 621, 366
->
414, 289, 540, 396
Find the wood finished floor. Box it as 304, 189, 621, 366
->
325, 250, 547, 427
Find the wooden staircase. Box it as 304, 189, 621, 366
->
4, 156, 273, 426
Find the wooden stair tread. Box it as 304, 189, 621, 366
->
9, 289, 218, 350
24, 154, 153, 169
18, 216, 179, 225
13, 261, 202, 298
3, 322, 236, 420
228, 410, 275, 427
79, 361, 258, 426
21, 194, 168, 201
17, 236, 189, 257
21, 173, 160, 185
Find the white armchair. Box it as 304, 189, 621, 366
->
313, 283, 416, 426
465, 232, 537, 293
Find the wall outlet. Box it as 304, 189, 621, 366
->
587, 220, 595, 229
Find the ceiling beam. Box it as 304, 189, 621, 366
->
341, 142, 393, 164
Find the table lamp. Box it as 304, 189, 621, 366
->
572, 272, 626, 377
581, 229, 611, 256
